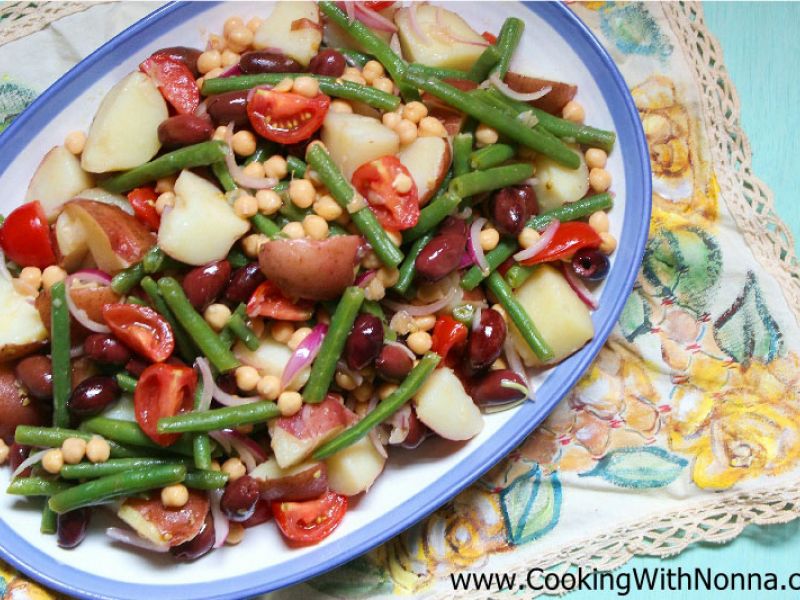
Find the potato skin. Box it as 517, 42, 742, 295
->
258, 236, 360, 301
503, 72, 577, 116
0, 362, 47, 444
258, 462, 329, 502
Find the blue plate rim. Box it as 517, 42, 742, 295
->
0, 2, 651, 599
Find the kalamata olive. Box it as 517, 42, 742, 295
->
217, 372, 239, 396
206, 90, 249, 128
224, 262, 265, 304
15, 355, 53, 399
171, 514, 215, 561
125, 358, 149, 377
415, 233, 465, 282
68, 376, 120, 417
150, 46, 202, 77
470, 369, 528, 409
491, 186, 530, 236
308, 49, 346, 77
399, 408, 428, 449
241, 499, 272, 529
158, 114, 214, 148
572, 248, 610, 281
468, 309, 507, 372
182, 260, 232, 310
8, 443, 30, 473
375, 344, 414, 382
344, 314, 383, 370
221, 475, 261, 522
239, 51, 303, 75
83, 334, 131, 366
57, 508, 90, 549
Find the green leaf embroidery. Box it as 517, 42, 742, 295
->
713, 271, 783, 365
0, 81, 37, 133
499, 465, 561, 545
308, 555, 393, 597
579, 447, 687, 488
618, 285, 652, 341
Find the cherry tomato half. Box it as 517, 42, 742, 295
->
362, 1, 396, 9
127, 187, 161, 231
246, 281, 314, 321
482, 31, 498, 44
519, 221, 602, 266
247, 89, 330, 144
0, 201, 56, 268
431, 315, 469, 368
135, 363, 197, 446
140, 55, 200, 115
351, 156, 420, 232
272, 491, 347, 546
102, 304, 175, 362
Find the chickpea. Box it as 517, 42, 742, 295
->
256, 189, 282, 215
362, 60, 385, 83
197, 50, 222, 74
289, 179, 315, 208
491, 304, 508, 323
418, 116, 447, 138
392, 173, 413, 194
204, 303, 232, 331
562, 100, 585, 123
517, 227, 541, 249
382, 111, 402, 130
287, 327, 312, 351
207, 34, 226, 53
242, 161, 266, 179
41, 265, 67, 291
278, 391, 303, 416
378, 383, 398, 401
302, 214, 329, 240
386, 229, 402, 247
402, 101, 428, 124
233, 193, 258, 219
372, 77, 394, 94
155, 176, 176, 194
64, 131, 86, 155
341, 73, 366, 85
86, 436, 111, 463
223, 16, 245, 36
599, 232, 618, 254
585, 148, 608, 169
363, 277, 386, 301
256, 374, 280, 400
61, 437, 87, 465
281, 221, 305, 240
42, 449, 64, 474
0, 439, 8, 465
235, 366, 260, 392
263, 155, 288, 180
313, 195, 343, 221
227, 26, 254, 53
292, 76, 320, 98
413, 314, 436, 332
396, 119, 418, 146
155, 191, 175, 214
247, 17, 263, 32
407, 331, 433, 355
475, 124, 498, 146
479, 227, 500, 252
353, 382, 373, 403
213, 125, 228, 141
335, 371, 358, 391
242, 233, 267, 257
221, 49, 241, 68
19, 267, 42, 291
330, 99, 353, 113
232, 130, 257, 156
377, 266, 400, 287
273, 77, 294, 93
588, 210, 610, 234
361, 250, 381, 270
210, 460, 222, 472
589, 167, 612, 193
271, 321, 295, 343
222, 457, 246, 481
161, 484, 189, 509
226, 522, 245, 545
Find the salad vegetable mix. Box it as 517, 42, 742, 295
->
0, 1, 618, 555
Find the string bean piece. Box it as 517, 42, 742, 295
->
212, 161, 237, 192
142, 247, 165, 274
41, 506, 57, 535
14, 425, 139, 459
303, 286, 365, 403
111, 262, 145, 295
306, 144, 404, 268
158, 401, 280, 434
278, 199, 311, 223
449, 163, 533, 198
492, 18, 524, 78
126, 296, 149, 306
49, 281, 71, 429
48, 464, 186, 514
158, 277, 240, 372
394, 231, 434, 296
403, 66, 580, 169
192, 380, 213, 470
7, 477, 72, 497
102, 141, 229, 193
60, 458, 187, 480
402, 191, 461, 244
244, 141, 276, 166
140, 276, 197, 363
505, 263, 537, 289
338, 47, 372, 68
226, 247, 248, 269
452, 133, 473, 177
203, 74, 401, 111
228, 311, 260, 351
219, 303, 245, 349
467, 44, 501, 82
461, 193, 613, 289
183, 470, 229, 490
250, 213, 283, 239
287, 155, 307, 178
486, 271, 553, 362
410, 63, 474, 81
116, 372, 138, 394
470, 143, 516, 170
313, 352, 441, 459
318, 1, 419, 101
82, 417, 197, 457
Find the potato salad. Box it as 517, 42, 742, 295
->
0, 1, 617, 556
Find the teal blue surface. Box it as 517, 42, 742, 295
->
569, 4, 800, 598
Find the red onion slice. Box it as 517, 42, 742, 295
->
11, 448, 48, 479
194, 99, 209, 118
0, 248, 12, 282
382, 285, 458, 317
224, 122, 278, 190
354, 3, 397, 32
489, 73, 552, 102
408, 2, 430, 43
229, 430, 268, 463
471, 306, 483, 332
369, 428, 388, 459
561, 263, 599, 310
468, 217, 490, 275
513, 219, 560, 262
194, 357, 214, 412
504, 337, 528, 384
212, 387, 260, 407
458, 250, 475, 269
65, 271, 113, 334
106, 527, 169, 553
355, 269, 377, 288
386, 404, 411, 445
209, 489, 229, 548
219, 64, 242, 78
210, 430, 266, 472
342, 0, 355, 20
280, 323, 327, 391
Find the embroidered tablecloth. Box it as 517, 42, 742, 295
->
1, 2, 799, 598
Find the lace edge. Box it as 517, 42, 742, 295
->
0, 2, 96, 47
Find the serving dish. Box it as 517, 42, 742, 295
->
0, 2, 650, 598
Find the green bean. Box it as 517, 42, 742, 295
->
82, 417, 197, 457
460, 193, 613, 289
112, 262, 145, 295
402, 191, 461, 244
244, 141, 276, 166
48, 464, 186, 514
157, 401, 280, 434
184, 470, 229, 490
49, 281, 71, 428
329, 222, 349, 237
228, 312, 259, 351
158, 277, 240, 373
126, 296, 149, 306
192, 380, 213, 470
467, 44, 501, 82
227, 247, 248, 269
287, 155, 307, 178
306, 144, 404, 268
453, 133, 473, 177
338, 47, 372, 68
313, 352, 440, 459
211, 161, 237, 192
7, 477, 72, 497
142, 247, 165, 274
449, 163, 533, 198
60, 458, 184, 480
451, 303, 476, 326
318, 1, 419, 101
410, 63, 473, 81
250, 213, 283, 239
470, 143, 516, 170
505, 263, 537, 288
492, 18, 524, 78
116, 372, 138, 394
403, 66, 580, 168
486, 271, 553, 361
102, 141, 229, 193
303, 286, 365, 403
41, 506, 57, 535
141, 276, 197, 363
279, 199, 311, 223
394, 231, 434, 296
219, 304, 246, 350
14, 426, 139, 459
203, 73, 401, 111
